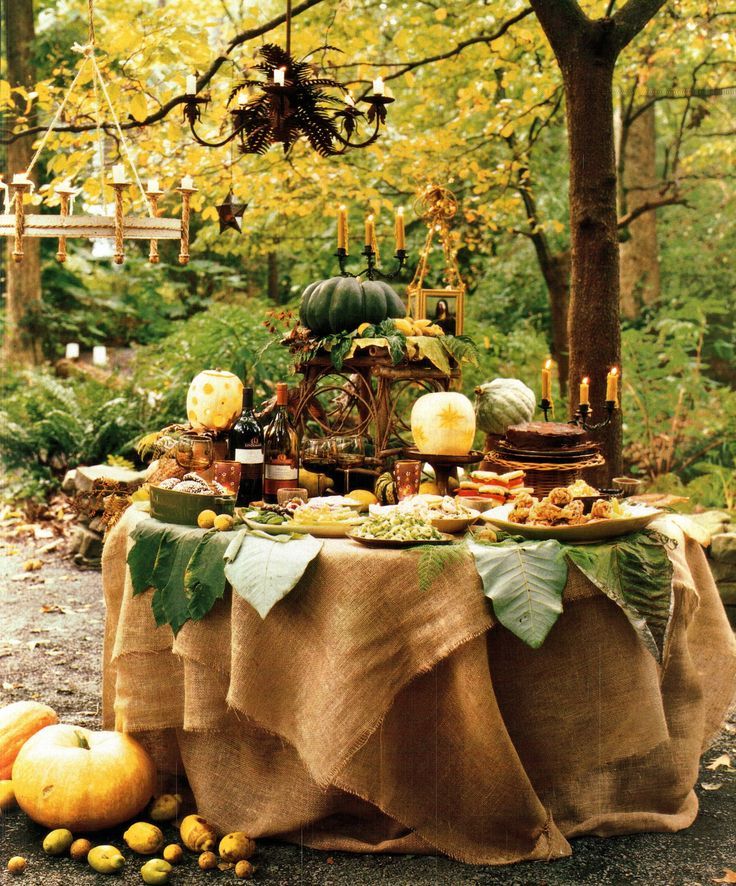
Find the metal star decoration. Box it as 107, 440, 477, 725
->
216, 190, 247, 233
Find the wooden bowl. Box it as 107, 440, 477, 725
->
150, 484, 235, 526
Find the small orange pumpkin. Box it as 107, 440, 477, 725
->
0, 701, 58, 779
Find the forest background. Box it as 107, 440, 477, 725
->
0, 0, 734, 508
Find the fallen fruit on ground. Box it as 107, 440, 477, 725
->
162, 844, 183, 865
197, 509, 217, 529
219, 831, 256, 862
0, 700, 59, 779
43, 828, 74, 855
235, 859, 256, 879
149, 793, 182, 822
0, 779, 16, 810
124, 821, 164, 855
70, 838, 93, 861
140, 858, 173, 884
87, 845, 125, 874
7, 856, 27, 875
12, 724, 156, 830
198, 850, 218, 870
180, 814, 218, 852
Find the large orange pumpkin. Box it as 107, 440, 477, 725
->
12, 724, 157, 831
0, 701, 58, 779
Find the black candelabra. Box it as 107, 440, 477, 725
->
569, 400, 618, 431
335, 245, 408, 281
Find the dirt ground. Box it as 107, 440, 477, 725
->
1, 531, 734, 886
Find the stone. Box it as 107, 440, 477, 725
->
717, 582, 736, 606
61, 469, 78, 494
711, 560, 736, 584
711, 533, 736, 565
75, 464, 146, 494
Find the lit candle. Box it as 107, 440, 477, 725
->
337, 205, 348, 252
394, 206, 406, 251
274, 67, 285, 86
147, 178, 160, 193
237, 91, 248, 107
579, 376, 590, 406
186, 74, 197, 95
12, 172, 31, 185
364, 213, 375, 247
65, 342, 80, 360
180, 174, 195, 190
372, 76, 385, 96
606, 366, 619, 404
112, 164, 126, 184
541, 358, 552, 401
92, 345, 108, 367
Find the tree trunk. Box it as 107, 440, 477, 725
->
3, 0, 42, 366
619, 104, 660, 318
564, 48, 623, 480
267, 251, 280, 302
540, 251, 570, 398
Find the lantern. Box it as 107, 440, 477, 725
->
411, 392, 476, 456
186, 370, 244, 432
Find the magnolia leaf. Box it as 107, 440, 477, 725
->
183, 532, 230, 621
224, 530, 323, 618
564, 532, 673, 661
415, 541, 467, 593
468, 538, 567, 648
406, 336, 451, 374
440, 334, 480, 367
706, 753, 732, 771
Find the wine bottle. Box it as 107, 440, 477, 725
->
263, 382, 299, 503
229, 387, 264, 504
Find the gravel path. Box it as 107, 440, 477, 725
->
1, 532, 734, 885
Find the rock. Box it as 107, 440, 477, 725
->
712, 533, 736, 565
75, 464, 146, 494
70, 526, 104, 568
711, 561, 736, 584
61, 469, 78, 494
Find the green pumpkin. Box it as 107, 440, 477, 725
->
299, 276, 406, 335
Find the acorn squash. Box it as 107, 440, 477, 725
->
299, 276, 406, 335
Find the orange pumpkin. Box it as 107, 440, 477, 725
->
12, 724, 157, 831
0, 701, 58, 779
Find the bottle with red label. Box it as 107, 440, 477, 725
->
262, 382, 299, 503
229, 386, 264, 505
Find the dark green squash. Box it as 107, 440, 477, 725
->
299, 276, 406, 335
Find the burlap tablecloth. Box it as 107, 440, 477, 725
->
102, 507, 736, 865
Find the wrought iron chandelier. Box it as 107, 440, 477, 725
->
182, 0, 394, 157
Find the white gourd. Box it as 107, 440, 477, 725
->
474, 378, 536, 435
411, 392, 476, 455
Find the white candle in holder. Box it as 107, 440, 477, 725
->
186, 74, 197, 95
372, 76, 385, 95
274, 68, 285, 86
147, 178, 160, 193
65, 342, 80, 360
237, 92, 248, 107
12, 172, 31, 185
112, 164, 126, 183
92, 345, 108, 366
180, 175, 195, 190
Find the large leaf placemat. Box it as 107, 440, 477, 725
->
128, 519, 233, 636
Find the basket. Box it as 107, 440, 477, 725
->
487, 449, 605, 498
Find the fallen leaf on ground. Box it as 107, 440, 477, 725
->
700, 782, 722, 791
10, 573, 34, 582
39, 539, 62, 554
40, 604, 65, 614
33, 526, 54, 540
706, 754, 732, 771
712, 871, 736, 884
23, 558, 43, 572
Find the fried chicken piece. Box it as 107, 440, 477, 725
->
558, 500, 584, 521
591, 499, 612, 519
548, 487, 572, 507
529, 501, 564, 524
514, 492, 535, 510
567, 514, 591, 525
508, 507, 531, 524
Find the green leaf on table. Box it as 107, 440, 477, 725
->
563, 531, 674, 661
183, 532, 230, 622
415, 541, 467, 593
406, 336, 452, 375
148, 535, 199, 636
467, 538, 567, 648
440, 334, 480, 367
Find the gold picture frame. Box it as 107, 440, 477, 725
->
415, 288, 465, 336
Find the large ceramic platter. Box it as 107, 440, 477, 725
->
347, 531, 455, 549
480, 502, 662, 542
244, 517, 362, 538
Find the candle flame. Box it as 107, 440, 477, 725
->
582, 377, 589, 385
610, 366, 618, 376
397, 206, 404, 216
367, 213, 374, 222
544, 358, 552, 370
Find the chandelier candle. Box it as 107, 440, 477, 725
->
606, 367, 619, 405
372, 76, 385, 96
186, 74, 197, 95
395, 207, 406, 251
579, 377, 590, 406
263, 383, 299, 504
364, 214, 375, 248
337, 205, 349, 252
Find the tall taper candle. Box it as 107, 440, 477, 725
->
337, 205, 348, 252
606, 367, 619, 404
541, 358, 552, 401
579, 376, 590, 406
364, 213, 375, 248
395, 206, 406, 251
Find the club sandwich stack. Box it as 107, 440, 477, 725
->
456, 470, 534, 505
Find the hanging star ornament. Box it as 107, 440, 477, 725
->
216, 190, 247, 233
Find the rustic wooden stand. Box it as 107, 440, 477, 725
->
292, 348, 460, 461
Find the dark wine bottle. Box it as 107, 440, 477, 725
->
229, 386, 264, 505
263, 382, 299, 503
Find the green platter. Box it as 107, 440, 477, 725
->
150, 484, 235, 526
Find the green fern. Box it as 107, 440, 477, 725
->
415, 542, 468, 593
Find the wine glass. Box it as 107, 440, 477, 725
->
334, 435, 365, 494
300, 437, 338, 475
176, 433, 214, 474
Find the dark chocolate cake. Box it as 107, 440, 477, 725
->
506, 421, 588, 450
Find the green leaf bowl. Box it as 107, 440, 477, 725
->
150, 484, 235, 526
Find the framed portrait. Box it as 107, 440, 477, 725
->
416, 288, 465, 336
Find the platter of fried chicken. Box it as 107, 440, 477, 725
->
479, 484, 662, 542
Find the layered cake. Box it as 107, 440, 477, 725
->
505, 421, 588, 450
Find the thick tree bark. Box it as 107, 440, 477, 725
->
619, 104, 661, 318
3, 0, 42, 366
267, 251, 280, 302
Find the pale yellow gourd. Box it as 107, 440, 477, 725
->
186, 369, 243, 432
410, 392, 476, 455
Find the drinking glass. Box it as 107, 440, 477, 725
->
176, 434, 214, 473
334, 435, 365, 494
300, 437, 338, 475
214, 460, 241, 495
277, 487, 309, 506
393, 460, 422, 501
611, 477, 645, 498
